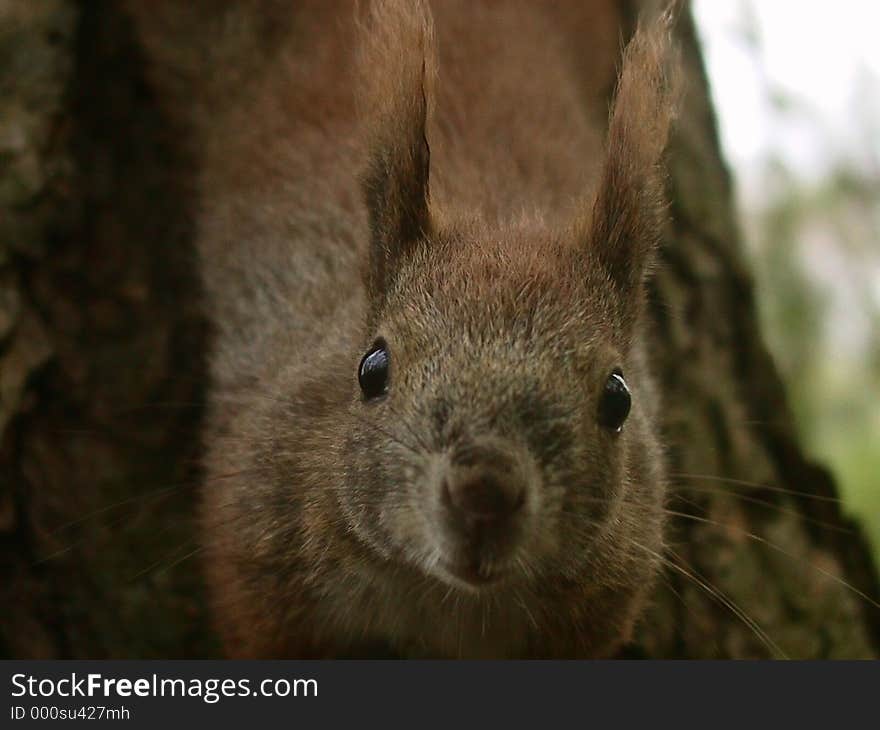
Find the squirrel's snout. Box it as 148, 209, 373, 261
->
435, 464, 531, 588
429, 439, 538, 588
443, 472, 526, 524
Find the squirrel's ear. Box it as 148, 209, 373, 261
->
582, 9, 680, 322
359, 0, 436, 313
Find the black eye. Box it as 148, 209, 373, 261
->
358, 339, 390, 400
598, 370, 631, 433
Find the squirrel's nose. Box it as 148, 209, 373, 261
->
444, 472, 526, 523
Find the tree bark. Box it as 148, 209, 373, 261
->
1, 1, 213, 658
1, 1, 877, 659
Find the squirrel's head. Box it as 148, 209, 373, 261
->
342, 0, 677, 600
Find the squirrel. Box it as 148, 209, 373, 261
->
128, 0, 679, 658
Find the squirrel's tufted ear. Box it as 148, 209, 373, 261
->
582, 8, 680, 327
359, 0, 436, 316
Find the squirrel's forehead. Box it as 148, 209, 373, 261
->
386, 301, 595, 361
401, 268, 582, 314
395, 289, 564, 328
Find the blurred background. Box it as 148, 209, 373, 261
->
693, 1, 880, 558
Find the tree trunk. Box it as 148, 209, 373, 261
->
1, 1, 877, 659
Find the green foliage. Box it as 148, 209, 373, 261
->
745, 162, 880, 559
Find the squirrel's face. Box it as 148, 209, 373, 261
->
347, 0, 675, 605
341, 232, 662, 594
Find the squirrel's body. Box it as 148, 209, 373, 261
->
131, 0, 676, 657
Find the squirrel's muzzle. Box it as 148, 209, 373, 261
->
442, 471, 526, 525
433, 440, 535, 587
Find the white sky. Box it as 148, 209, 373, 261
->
693, 0, 880, 192
692, 1, 880, 354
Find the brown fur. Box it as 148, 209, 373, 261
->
130, 0, 679, 658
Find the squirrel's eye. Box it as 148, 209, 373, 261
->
358, 339, 390, 400
598, 370, 631, 433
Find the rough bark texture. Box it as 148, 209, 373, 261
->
1, 1, 877, 658
1, 1, 213, 658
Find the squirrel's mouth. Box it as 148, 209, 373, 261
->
428, 496, 533, 591
436, 556, 512, 590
